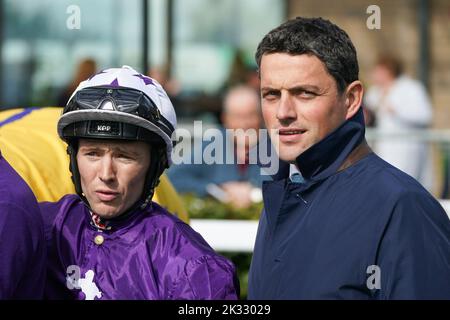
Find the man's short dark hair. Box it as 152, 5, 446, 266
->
255, 17, 359, 93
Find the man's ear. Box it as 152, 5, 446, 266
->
344, 80, 364, 120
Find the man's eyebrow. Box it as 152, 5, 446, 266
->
79, 144, 140, 156
113, 147, 140, 156
260, 86, 281, 93
79, 145, 101, 151
288, 85, 321, 92
261, 85, 321, 92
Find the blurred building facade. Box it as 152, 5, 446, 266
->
0, 0, 448, 194
1, 0, 448, 127
287, 0, 450, 129
0, 0, 284, 111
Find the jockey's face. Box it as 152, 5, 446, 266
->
77, 139, 150, 218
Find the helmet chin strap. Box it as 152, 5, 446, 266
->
67, 141, 167, 222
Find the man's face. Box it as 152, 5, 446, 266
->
260, 53, 349, 163
222, 93, 261, 132
77, 139, 151, 219
222, 89, 261, 151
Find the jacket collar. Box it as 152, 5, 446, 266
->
295, 108, 366, 182
269, 107, 366, 182
86, 200, 151, 232
261, 108, 367, 230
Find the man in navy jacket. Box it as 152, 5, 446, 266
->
248, 17, 450, 299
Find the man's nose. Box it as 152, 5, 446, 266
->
99, 156, 116, 182
276, 94, 297, 121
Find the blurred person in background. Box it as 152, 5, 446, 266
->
148, 64, 181, 99
364, 55, 434, 190
224, 50, 250, 90
57, 58, 97, 107
244, 65, 261, 93
148, 64, 183, 117
222, 50, 260, 95
168, 85, 265, 209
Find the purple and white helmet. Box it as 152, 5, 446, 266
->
57, 65, 177, 165
57, 65, 177, 207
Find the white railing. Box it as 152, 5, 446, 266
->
191, 200, 450, 252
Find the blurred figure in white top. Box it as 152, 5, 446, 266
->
365, 54, 434, 191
